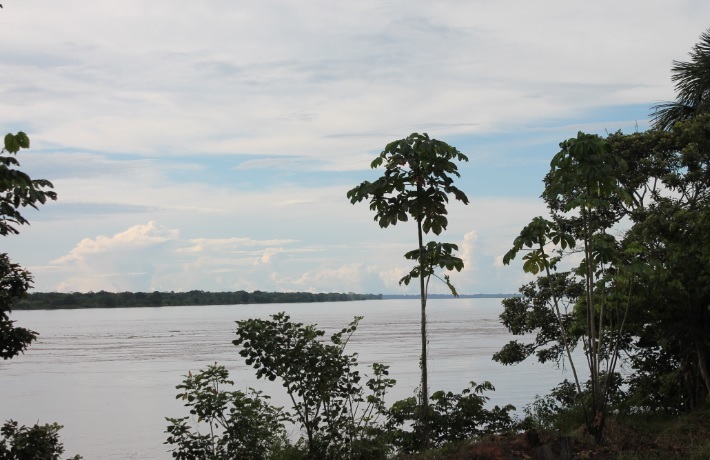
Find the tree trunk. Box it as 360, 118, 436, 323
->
697, 342, 710, 397
417, 217, 429, 448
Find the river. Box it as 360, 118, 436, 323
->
0, 298, 578, 459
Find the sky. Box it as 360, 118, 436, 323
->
2, 1, 708, 295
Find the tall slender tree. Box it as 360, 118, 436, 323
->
347, 132, 469, 445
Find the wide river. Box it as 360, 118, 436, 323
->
0, 298, 579, 459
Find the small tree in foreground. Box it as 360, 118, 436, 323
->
233, 313, 395, 459
347, 132, 469, 445
386, 381, 515, 454
165, 364, 287, 460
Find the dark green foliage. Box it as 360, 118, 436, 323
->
15, 290, 382, 310
493, 273, 584, 366
0, 131, 55, 359
165, 364, 286, 460
0, 420, 81, 460
521, 381, 580, 432
346, 132, 468, 295
652, 28, 710, 130
0, 254, 37, 359
501, 106, 710, 443
386, 381, 515, 454
347, 132, 469, 236
1, 132, 57, 237
233, 313, 395, 459
615, 116, 710, 412
501, 131, 639, 442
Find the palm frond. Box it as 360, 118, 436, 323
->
650, 28, 710, 130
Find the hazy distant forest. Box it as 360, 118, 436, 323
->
15, 290, 382, 310
3, 25, 710, 460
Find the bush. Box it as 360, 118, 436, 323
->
0, 420, 81, 460
386, 381, 516, 453
165, 364, 287, 460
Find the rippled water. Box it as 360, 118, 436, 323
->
0, 298, 576, 459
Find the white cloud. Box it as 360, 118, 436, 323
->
6, 1, 709, 295
51, 221, 179, 264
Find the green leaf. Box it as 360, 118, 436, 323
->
16, 131, 30, 149
4, 133, 19, 154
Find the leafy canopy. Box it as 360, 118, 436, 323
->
347, 132, 469, 235
1, 132, 57, 236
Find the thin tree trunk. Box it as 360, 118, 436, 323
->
697, 342, 710, 396
582, 206, 604, 442
541, 247, 588, 425
417, 216, 429, 447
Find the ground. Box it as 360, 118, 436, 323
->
399, 405, 710, 460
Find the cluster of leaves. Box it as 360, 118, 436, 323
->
386, 381, 515, 454
0, 420, 81, 460
0, 254, 36, 359
522, 374, 627, 433
652, 28, 710, 130
347, 132, 469, 296
0, 132, 56, 359
1, 132, 56, 237
232, 313, 394, 459
346, 133, 469, 234
165, 364, 287, 460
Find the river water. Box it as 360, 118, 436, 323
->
0, 298, 577, 459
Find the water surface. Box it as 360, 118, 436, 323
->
1, 298, 575, 459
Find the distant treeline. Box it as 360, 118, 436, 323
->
381, 293, 519, 299
15, 290, 383, 310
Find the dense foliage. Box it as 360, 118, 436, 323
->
0, 421, 81, 460
166, 365, 287, 460
497, 28, 710, 443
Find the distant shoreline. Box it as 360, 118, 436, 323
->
381, 293, 519, 299
14, 290, 519, 310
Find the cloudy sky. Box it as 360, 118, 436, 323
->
2, 1, 708, 295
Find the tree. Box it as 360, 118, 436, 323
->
0, 421, 82, 460
0, 254, 36, 359
0, 131, 56, 359
232, 313, 395, 459
652, 28, 710, 130
0, 131, 77, 459
165, 364, 287, 460
499, 132, 636, 442
499, 113, 710, 436
608, 115, 710, 412
347, 132, 469, 444
385, 381, 515, 453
